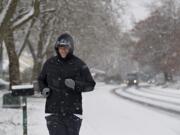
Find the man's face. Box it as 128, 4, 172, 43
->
58, 46, 70, 58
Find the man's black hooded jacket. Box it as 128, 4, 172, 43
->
38, 34, 96, 115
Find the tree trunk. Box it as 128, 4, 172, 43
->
46, 45, 54, 59
31, 37, 44, 81
26, 39, 43, 82
4, 30, 20, 86
0, 42, 3, 77
31, 15, 46, 81
32, 60, 42, 81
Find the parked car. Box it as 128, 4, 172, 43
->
125, 73, 139, 86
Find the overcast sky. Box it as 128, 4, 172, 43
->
123, 0, 155, 30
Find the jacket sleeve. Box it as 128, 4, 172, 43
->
75, 64, 96, 92
38, 61, 48, 93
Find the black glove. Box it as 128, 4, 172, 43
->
42, 88, 50, 98
65, 79, 75, 90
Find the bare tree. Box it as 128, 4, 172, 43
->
49, 0, 126, 74
132, 0, 180, 79
1, 0, 127, 84
0, 0, 40, 86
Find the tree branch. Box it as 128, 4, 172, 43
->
40, 8, 56, 14
0, 0, 18, 39
12, 0, 40, 30
27, 39, 37, 61
18, 18, 36, 58
42, 30, 53, 57
11, 9, 30, 24
41, 16, 55, 56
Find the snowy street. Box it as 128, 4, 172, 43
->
0, 82, 180, 135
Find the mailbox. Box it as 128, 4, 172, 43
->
11, 84, 34, 96
3, 93, 21, 108
2, 84, 34, 135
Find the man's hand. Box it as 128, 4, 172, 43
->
65, 79, 75, 89
42, 88, 50, 98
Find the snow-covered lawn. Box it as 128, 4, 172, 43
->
0, 82, 180, 135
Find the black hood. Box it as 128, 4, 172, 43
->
55, 33, 74, 55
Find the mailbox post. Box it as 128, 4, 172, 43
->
22, 97, 27, 135
11, 84, 34, 135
